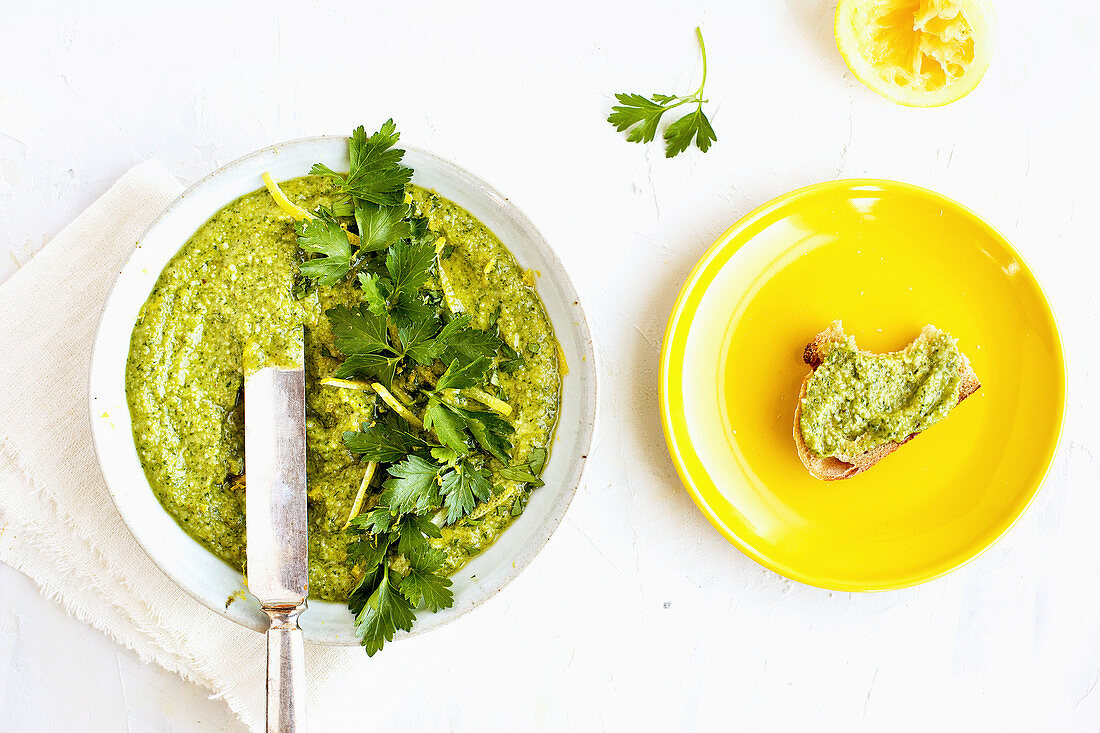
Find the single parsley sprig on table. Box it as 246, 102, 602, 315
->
607, 26, 717, 158
266, 121, 549, 655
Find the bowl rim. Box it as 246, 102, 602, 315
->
658, 177, 1067, 592
88, 134, 599, 644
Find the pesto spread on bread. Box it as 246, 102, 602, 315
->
799, 328, 964, 458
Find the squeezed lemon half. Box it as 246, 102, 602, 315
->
835, 0, 995, 107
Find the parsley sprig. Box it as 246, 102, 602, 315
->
280, 121, 549, 656
295, 209, 353, 287
608, 26, 717, 158
311, 121, 412, 206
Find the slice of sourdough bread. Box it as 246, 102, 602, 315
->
793, 321, 980, 481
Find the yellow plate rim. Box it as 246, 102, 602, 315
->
658, 178, 1067, 592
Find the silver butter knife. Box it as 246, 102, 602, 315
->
244, 328, 309, 733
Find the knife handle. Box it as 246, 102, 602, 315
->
265, 606, 307, 733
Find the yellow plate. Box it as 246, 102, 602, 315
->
659, 180, 1065, 591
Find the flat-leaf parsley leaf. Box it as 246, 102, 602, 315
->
312, 121, 413, 206
608, 27, 717, 158
295, 210, 353, 286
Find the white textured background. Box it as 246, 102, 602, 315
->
2, 1, 1099, 730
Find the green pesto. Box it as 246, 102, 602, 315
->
799, 331, 962, 458
126, 176, 560, 601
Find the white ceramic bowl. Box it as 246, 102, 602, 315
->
89, 137, 598, 645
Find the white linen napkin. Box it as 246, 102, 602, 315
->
0, 161, 367, 731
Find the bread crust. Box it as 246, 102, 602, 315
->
793, 321, 980, 481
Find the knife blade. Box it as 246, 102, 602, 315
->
244, 328, 308, 732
